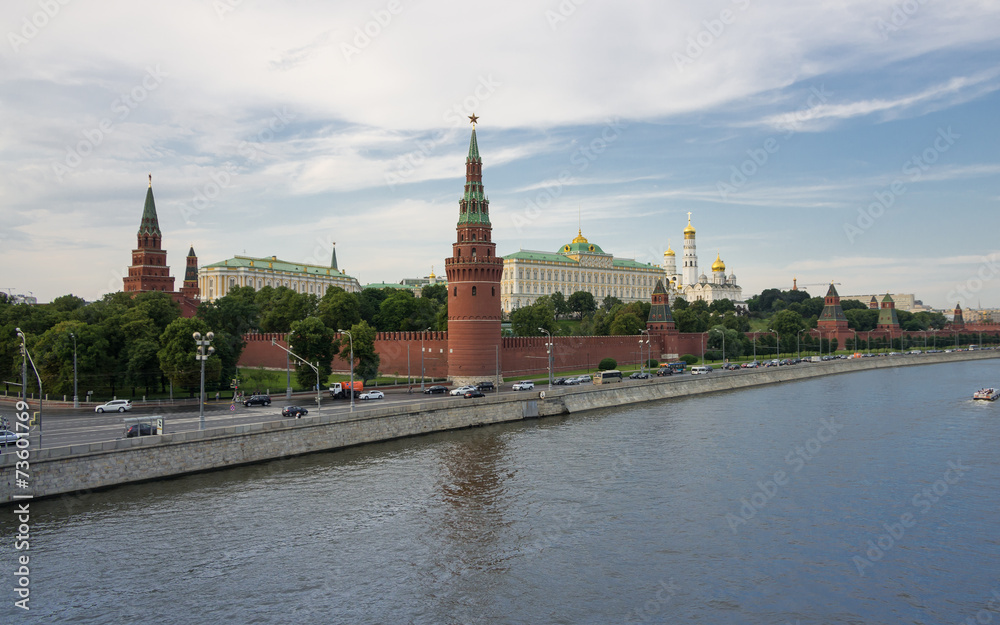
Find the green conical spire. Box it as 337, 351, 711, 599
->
331, 242, 338, 270
138, 176, 161, 237
467, 127, 480, 161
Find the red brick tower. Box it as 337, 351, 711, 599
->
953, 302, 965, 328
445, 117, 503, 384
123, 175, 175, 294
180, 246, 200, 300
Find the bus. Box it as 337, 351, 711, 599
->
594, 369, 623, 384
667, 361, 687, 373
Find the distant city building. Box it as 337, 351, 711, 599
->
840, 292, 921, 312
377, 267, 446, 293
5, 293, 37, 305
501, 230, 663, 313
122, 176, 199, 316
199, 243, 359, 302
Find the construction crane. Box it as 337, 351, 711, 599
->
791, 278, 840, 294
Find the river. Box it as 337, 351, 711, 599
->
3, 359, 999, 624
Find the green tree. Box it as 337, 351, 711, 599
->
375, 290, 417, 331
289, 317, 337, 390
609, 312, 643, 335
709, 298, 735, 314
550, 291, 568, 318
510, 299, 556, 337
318, 288, 361, 332
337, 321, 379, 384
598, 357, 617, 370
602, 295, 624, 312
158, 318, 221, 394
359, 289, 389, 325
567, 291, 597, 316
421, 283, 448, 306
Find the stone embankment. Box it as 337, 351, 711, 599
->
3, 350, 996, 503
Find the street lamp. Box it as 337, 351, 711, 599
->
773, 331, 780, 360
640, 329, 650, 373
70, 332, 78, 408
420, 327, 430, 393
271, 338, 321, 415
16, 327, 43, 448
797, 328, 806, 360
339, 329, 355, 412
193, 331, 215, 430
286, 330, 294, 400
539, 328, 553, 388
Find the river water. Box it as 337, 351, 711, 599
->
3, 359, 999, 624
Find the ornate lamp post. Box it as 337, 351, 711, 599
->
640, 329, 650, 373
16, 327, 43, 448
193, 331, 215, 430
420, 327, 430, 393
797, 328, 806, 360
539, 328, 553, 388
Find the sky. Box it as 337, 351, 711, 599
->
1, 0, 999, 309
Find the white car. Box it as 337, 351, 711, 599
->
95, 400, 132, 413
359, 390, 384, 400
0, 430, 21, 447
511, 381, 535, 391
450, 385, 476, 396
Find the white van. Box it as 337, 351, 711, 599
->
690, 365, 712, 374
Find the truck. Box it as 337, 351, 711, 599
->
329, 381, 364, 399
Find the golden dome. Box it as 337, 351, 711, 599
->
712, 252, 725, 272
572, 229, 588, 244
683, 214, 696, 239
664, 243, 675, 257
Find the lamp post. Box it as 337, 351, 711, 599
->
339, 329, 354, 412
193, 331, 215, 430
16, 327, 43, 448
271, 338, 321, 415
817, 330, 823, 357
286, 330, 294, 400
70, 332, 78, 408
539, 328, 553, 388
797, 328, 806, 360
420, 327, 430, 393
852, 330, 857, 355
773, 331, 780, 361
640, 329, 649, 373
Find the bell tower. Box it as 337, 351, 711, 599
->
445, 116, 503, 385
123, 175, 175, 294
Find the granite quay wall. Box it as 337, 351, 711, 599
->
6, 349, 994, 503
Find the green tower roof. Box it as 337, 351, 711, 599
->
138, 182, 161, 237
647, 279, 674, 324
467, 127, 480, 161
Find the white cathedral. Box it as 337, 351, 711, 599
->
663, 213, 745, 308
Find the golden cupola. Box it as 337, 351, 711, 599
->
683, 216, 696, 239
712, 253, 725, 272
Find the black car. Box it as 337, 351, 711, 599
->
244, 394, 271, 406
424, 385, 448, 394
552, 377, 568, 385
124, 423, 156, 438
476, 381, 495, 392
281, 406, 308, 418
464, 390, 485, 398
656, 368, 672, 376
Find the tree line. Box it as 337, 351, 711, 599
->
0, 283, 449, 400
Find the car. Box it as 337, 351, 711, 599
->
359, 390, 384, 400
0, 430, 21, 447
512, 381, 535, 391
722, 363, 740, 371
124, 423, 156, 438
552, 377, 568, 385
572, 375, 592, 384
476, 381, 495, 392
424, 385, 448, 394
629, 372, 652, 379
656, 367, 673, 376
451, 385, 476, 396
96, 399, 132, 413
281, 405, 309, 418
243, 394, 271, 407
464, 390, 486, 398
563, 378, 579, 385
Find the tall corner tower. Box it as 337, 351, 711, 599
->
445, 117, 503, 385
180, 246, 200, 299
953, 302, 965, 328
123, 175, 175, 294
682, 212, 698, 287
817, 283, 848, 331
877, 293, 899, 330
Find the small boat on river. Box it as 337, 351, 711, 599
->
973, 388, 999, 401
